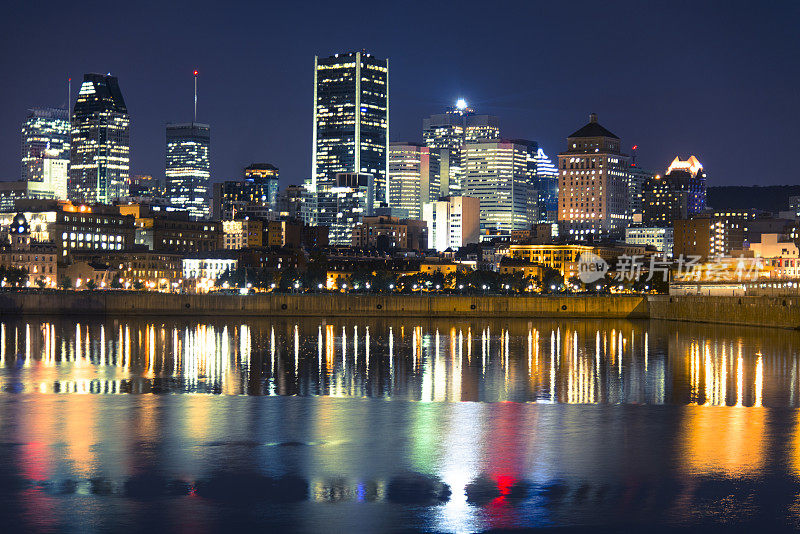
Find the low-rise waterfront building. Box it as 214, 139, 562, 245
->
625, 227, 674, 257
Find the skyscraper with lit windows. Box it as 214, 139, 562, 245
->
533, 148, 559, 223
312, 51, 388, 227
557, 114, 629, 238
423, 101, 500, 196
69, 73, 130, 204
21, 108, 70, 200
166, 122, 211, 220
388, 142, 440, 219
463, 139, 537, 234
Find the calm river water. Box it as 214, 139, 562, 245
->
1, 316, 800, 532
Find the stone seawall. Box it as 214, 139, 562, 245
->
649, 295, 800, 329
2, 292, 796, 328
0, 291, 649, 319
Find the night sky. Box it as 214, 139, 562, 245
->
1, 0, 797, 188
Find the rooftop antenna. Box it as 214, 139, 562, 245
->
67, 77, 71, 124
193, 70, 198, 122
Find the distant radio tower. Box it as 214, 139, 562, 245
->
67, 77, 71, 124
193, 70, 198, 122
631, 144, 639, 167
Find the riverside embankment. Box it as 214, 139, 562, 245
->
0, 291, 798, 328
0, 291, 648, 319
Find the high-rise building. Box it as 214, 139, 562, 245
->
665, 155, 707, 214
211, 163, 279, 221
642, 156, 707, 228
423, 101, 500, 196
21, 108, 70, 201
557, 113, 629, 239
388, 142, 440, 220
166, 122, 211, 219
329, 172, 374, 246
277, 184, 310, 221
533, 148, 558, 223
423, 195, 481, 252
463, 139, 537, 234
244, 163, 279, 211
312, 51, 388, 226
626, 165, 652, 221
69, 73, 130, 204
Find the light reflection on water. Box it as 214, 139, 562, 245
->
0, 317, 794, 406
2, 318, 800, 531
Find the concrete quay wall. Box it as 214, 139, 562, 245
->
649, 295, 800, 329
2, 292, 798, 328
0, 291, 649, 319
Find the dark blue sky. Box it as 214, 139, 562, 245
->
1, 0, 797, 188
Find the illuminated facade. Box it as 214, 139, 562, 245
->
463, 139, 537, 234
0, 213, 58, 287
557, 113, 629, 238
69, 73, 130, 204
21, 108, 70, 200
625, 226, 674, 257
388, 142, 440, 219
329, 173, 374, 246
422, 103, 500, 195
244, 163, 279, 210
211, 163, 279, 220
182, 254, 237, 290
533, 148, 558, 223
673, 211, 752, 260
642, 156, 707, 227
423, 195, 480, 252
166, 122, 211, 220
508, 243, 596, 277
0, 201, 134, 259
313, 51, 388, 226
222, 219, 264, 249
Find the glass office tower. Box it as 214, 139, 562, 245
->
423, 102, 500, 196
166, 122, 211, 220
69, 73, 130, 203
533, 148, 559, 223
21, 108, 70, 200
244, 163, 280, 211
312, 51, 388, 227
463, 139, 537, 234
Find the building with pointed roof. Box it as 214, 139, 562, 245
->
69, 73, 130, 204
557, 113, 629, 239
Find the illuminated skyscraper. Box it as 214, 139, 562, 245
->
388, 142, 440, 219
166, 122, 211, 219
312, 51, 388, 226
69, 73, 130, 203
463, 139, 537, 234
533, 148, 558, 223
329, 172, 374, 245
557, 114, 629, 238
642, 156, 707, 227
423, 101, 500, 196
20, 108, 70, 200
244, 163, 280, 210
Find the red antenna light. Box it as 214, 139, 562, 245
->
632, 145, 638, 150
193, 70, 198, 76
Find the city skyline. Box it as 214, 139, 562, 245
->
0, 1, 796, 190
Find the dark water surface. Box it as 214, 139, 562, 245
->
2, 316, 800, 532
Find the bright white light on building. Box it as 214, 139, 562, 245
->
455, 98, 468, 111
